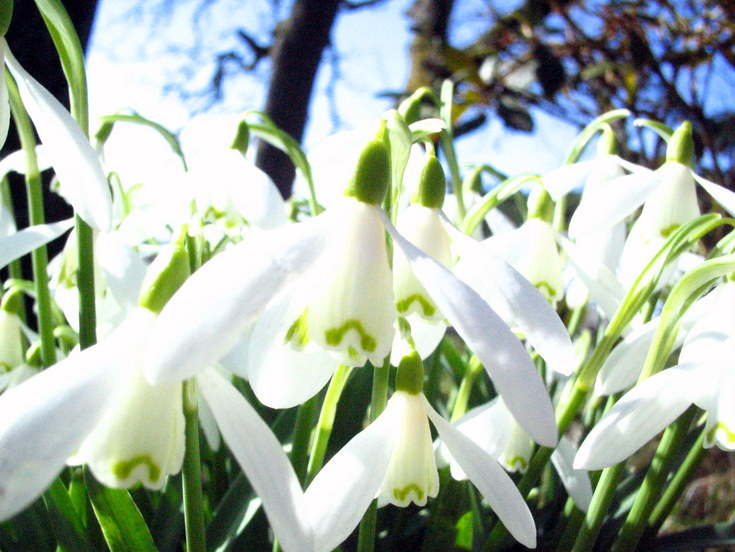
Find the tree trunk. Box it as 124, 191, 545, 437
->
255, 0, 341, 199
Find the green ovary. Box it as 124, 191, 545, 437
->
112, 455, 161, 483
324, 319, 377, 352
505, 455, 529, 472
393, 483, 425, 503
396, 294, 436, 317
536, 281, 557, 300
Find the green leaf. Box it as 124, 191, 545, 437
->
32, 0, 88, 131
96, 113, 189, 171
565, 108, 631, 165
43, 477, 93, 552
85, 470, 159, 552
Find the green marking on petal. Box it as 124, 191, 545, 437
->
0, 362, 10, 374
535, 282, 557, 300
505, 456, 529, 472
393, 483, 425, 503
284, 310, 310, 349
396, 294, 436, 317
112, 455, 162, 483
324, 319, 377, 353
706, 421, 735, 445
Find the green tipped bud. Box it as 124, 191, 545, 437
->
398, 89, 428, 126
25, 341, 42, 368
596, 124, 618, 156
414, 154, 446, 208
138, 242, 191, 314
527, 186, 554, 222
343, 138, 391, 205
666, 121, 695, 167
231, 121, 250, 155
0, 0, 12, 37
0, 287, 23, 315
395, 350, 424, 395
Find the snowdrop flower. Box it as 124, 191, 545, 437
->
575, 279, 735, 470
567, 122, 735, 286
0, 243, 313, 552
303, 351, 538, 550
146, 136, 558, 448
441, 397, 593, 512
0, 38, 112, 231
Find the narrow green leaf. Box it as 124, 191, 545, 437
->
85, 470, 159, 552
565, 108, 631, 164
32, 0, 88, 130
96, 113, 189, 171
43, 477, 93, 552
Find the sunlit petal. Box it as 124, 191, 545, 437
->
383, 212, 557, 447
450, 227, 576, 378
144, 216, 329, 384
425, 397, 537, 549
575, 364, 697, 470
596, 319, 659, 395
0, 317, 137, 521
542, 160, 595, 200
550, 437, 592, 512
247, 289, 340, 408
198, 367, 314, 552
568, 168, 659, 239
305, 399, 398, 552
692, 171, 735, 217
0, 219, 74, 270
3, 41, 112, 231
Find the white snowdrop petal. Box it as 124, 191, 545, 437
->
0, 219, 74, 270
550, 437, 593, 512
692, 171, 735, 217
199, 367, 314, 552
426, 398, 537, 549
3, 41, 112, 231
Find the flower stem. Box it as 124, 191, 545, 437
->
357, 358, 391, 552
76, 215, 97, 348
5, 71, 55, 366
450, 354, 483, 422
291, 395, 319, 484
182, 379, 206, 552
570, 463, 625, 552
611, 407, 699, 552
305, 365, 352, 485
646, 425, 705, 534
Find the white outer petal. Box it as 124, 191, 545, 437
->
144, 216, 329, 384
596, 318, 660, 395
449, 225, 576, 378
550, 437, 593, 512
198, 367, 314, 552
0, 219, 74, 270
305, 400, 399, 552
425, 397, 537, 549
542, 160, 595, 200
0, 319, 135, 521
575, 364, 698, 470
568, 168, 659, 239
382, 212, 558, 447
692, 171, 735, 217
3, 41, 112, 231
0, 42, 8, 150
247, 289, 340, 408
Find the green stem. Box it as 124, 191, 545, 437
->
570, 463, 626, 552
439, 80, 464, 219
646, 426, 705, 533
182, 379, 206, 552
450, 355, 483, 422
357, 358, 391, 552
291, 395, 319, 484
611, 408, 699, 552
6, 71, 56, 366
305, 365, 352, 485
75, 215, 97, 348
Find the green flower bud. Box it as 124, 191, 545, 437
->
398, 88, 431, 125
413, 154, 446, 209
0, 287, 23, 315
138, 242, 191, 314
666, 121, 695, 167
527, 186, 554, 222
231, 120, 249, 155
395, 350, 424, 395
343, 138, 391, 205
0, 0, 12, 37
596, 124, 618, 156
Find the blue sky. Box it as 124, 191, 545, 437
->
85, 0, 579, 190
